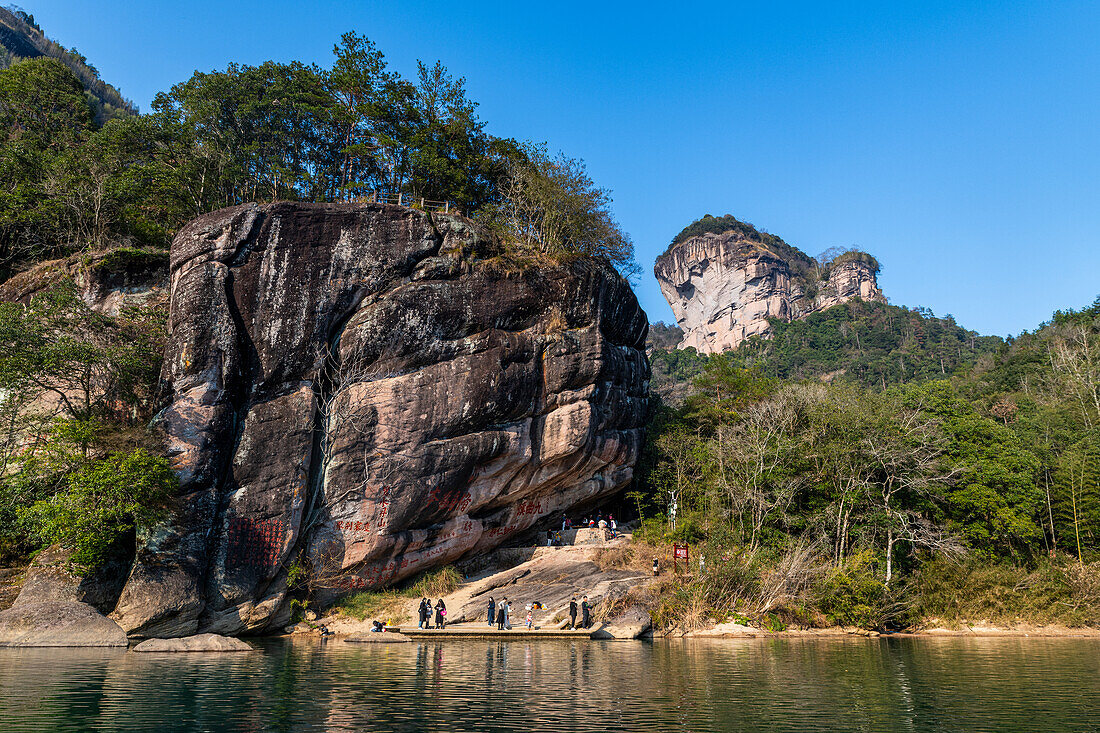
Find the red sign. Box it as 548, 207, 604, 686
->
673, 544, 689, 560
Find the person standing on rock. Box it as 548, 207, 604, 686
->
581, 596, 591, 628
569, 597, 578, 629
497, 598, 508, 630
435, 599, 446, 629
418, 598, 429, 629
487, 597, 496, 627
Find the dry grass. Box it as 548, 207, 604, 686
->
328, 565, 462, 625
913, 558, 1100, 628
592, 541, 674, 573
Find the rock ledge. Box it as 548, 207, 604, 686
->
0, 601, 128, 647
132, 633, 254, 652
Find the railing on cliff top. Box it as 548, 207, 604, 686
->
355, 190, 458, 214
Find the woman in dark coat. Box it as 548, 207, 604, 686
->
487, 597, 496, 626
435, 598, 446, 629
418, 598, 429, 628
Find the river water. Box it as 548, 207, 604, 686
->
1, 636, 1097, 732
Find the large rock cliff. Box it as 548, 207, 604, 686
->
654, 222, 884, 353
111, 202, 649, 637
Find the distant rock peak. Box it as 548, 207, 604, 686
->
654, 219, 884, 353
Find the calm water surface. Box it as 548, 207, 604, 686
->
1, 636, 1098, 732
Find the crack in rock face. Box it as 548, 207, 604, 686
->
110, 202, 649, 638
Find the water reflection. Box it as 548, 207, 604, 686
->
1, 637, 1098, 732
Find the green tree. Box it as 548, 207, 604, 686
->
0, 281, 165, 421
904, 381, 1043, 558
478, 141, 638, 278
0, 58, 96, 276
0, 57, 93, 153
19, 446, 175, 567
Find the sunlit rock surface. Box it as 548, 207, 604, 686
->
654, 228, 884, 353
111, 202, 648, 637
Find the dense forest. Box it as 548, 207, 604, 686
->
649, 300, 1003, 401
0, 31, 636, 567
0, 30, 636, 283
0, 6, 137, 123
636, 298, 1100, 630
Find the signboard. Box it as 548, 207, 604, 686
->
673, 543, 688, 572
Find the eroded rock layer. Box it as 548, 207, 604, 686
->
111, 202, 648, 637
654, 230, 884, 353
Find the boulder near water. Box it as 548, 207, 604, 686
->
0, 601, 128, 647
131, 633, 254, 652
111, 202, 648, 639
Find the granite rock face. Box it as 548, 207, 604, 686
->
654, 228, 884, 353
0, 601, 128, 647
111, 202, 648, 638
0, 248, 168, 316
13, 545, 129, 615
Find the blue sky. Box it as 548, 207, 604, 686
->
26, 1, 1100, 336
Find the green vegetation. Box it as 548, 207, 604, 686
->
329, 566, 463, 624
0, 280, 167, 565
17, 438, 174, 568
90, 247, 168, 276
648, 301, 1001, 405
735, 300, 1001, 388
0, 7, 137, 123
668, 214, 804, 264
636, 296, 1100, 631
0, 30, 636, 281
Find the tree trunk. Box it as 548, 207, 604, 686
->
1044, 470, 1057, 555
885, 529, 894, 584
1072, 478, 1083, 565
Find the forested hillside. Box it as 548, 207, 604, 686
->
649, 300, 1002, 403
635, 297, 1100, 631
0, 7, 137, 122
0, 28, 637, 283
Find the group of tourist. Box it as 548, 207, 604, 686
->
559, 513, 618, 537
417, 597, 447, 629
482, 595, 592, 630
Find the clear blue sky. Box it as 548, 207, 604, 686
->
26, 1, 1100, 336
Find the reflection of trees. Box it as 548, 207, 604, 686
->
3, 638, 1099, 730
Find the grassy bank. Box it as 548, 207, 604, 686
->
325, 566, 462, 626
590, 540, 1100, 634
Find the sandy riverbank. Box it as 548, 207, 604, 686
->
676, 620, 1100, 639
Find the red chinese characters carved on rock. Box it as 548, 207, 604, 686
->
333, 520, 371, 533
516, 500, 541, 516
426, 486, 472, 514
226, 517, 286, 569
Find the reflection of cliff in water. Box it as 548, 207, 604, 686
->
2, 637, 1099, 731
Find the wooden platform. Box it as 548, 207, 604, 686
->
398, 624, 599, 640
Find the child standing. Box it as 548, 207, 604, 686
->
525, 604, 533, 629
